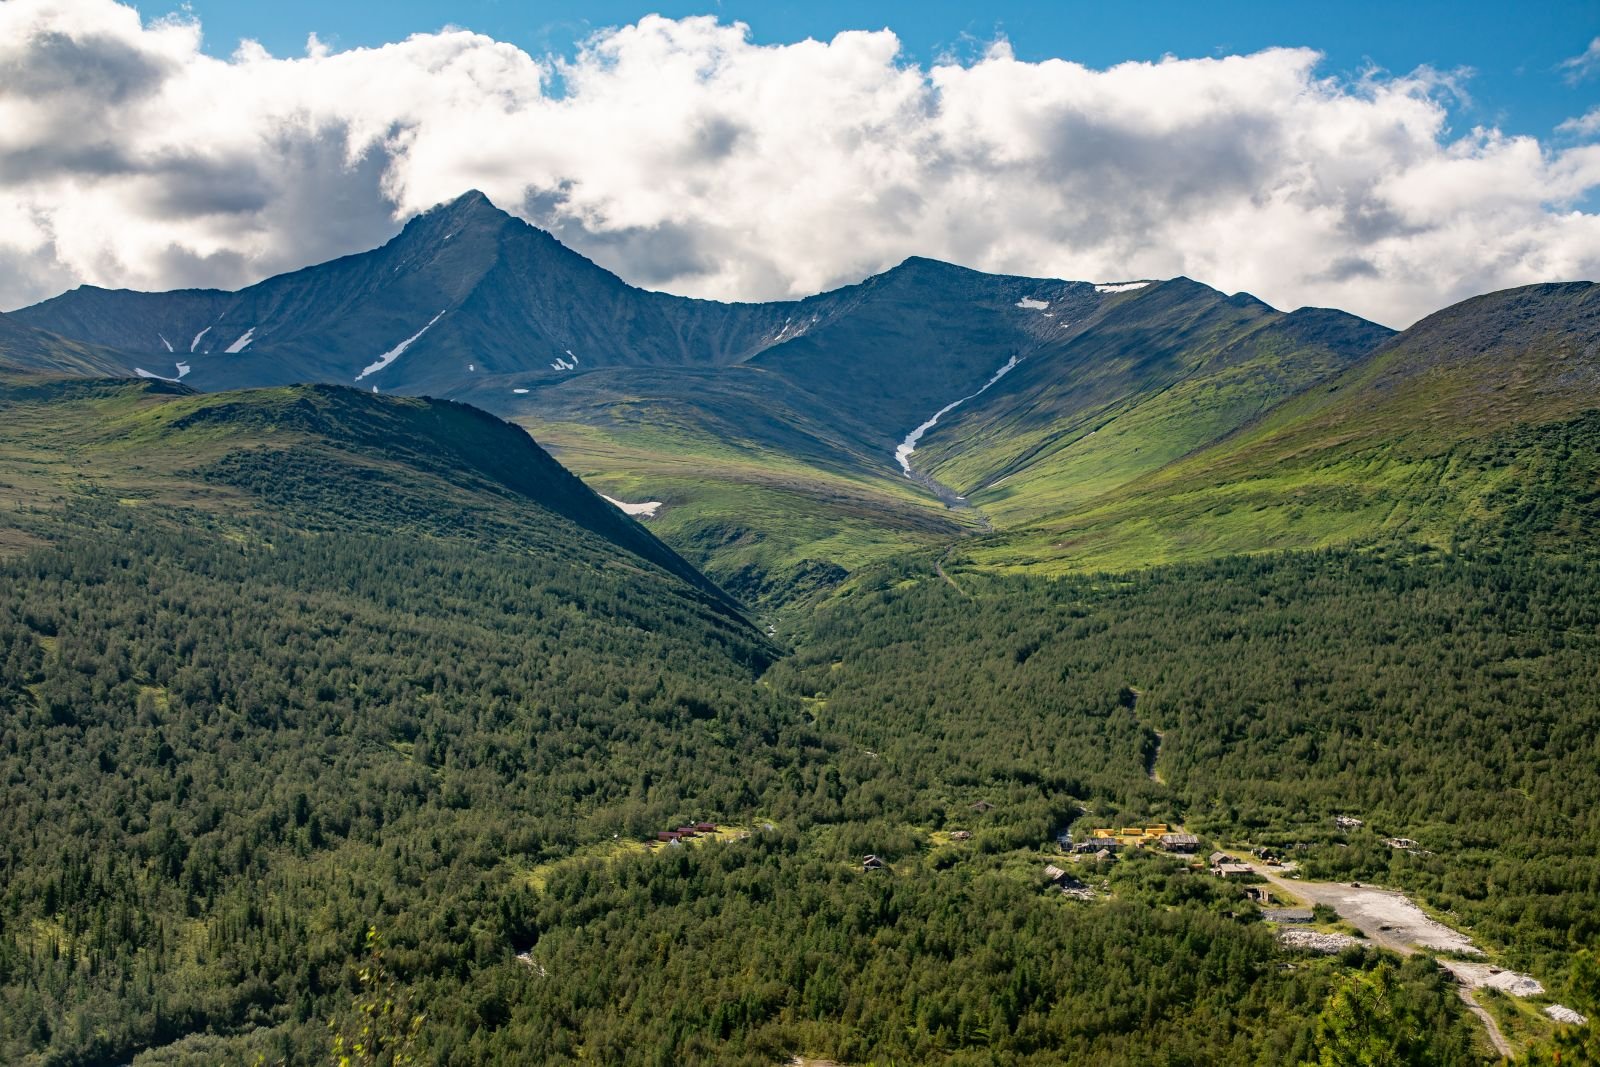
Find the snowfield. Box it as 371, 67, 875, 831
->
601, 495, 663, 518
355, 310, 446, 381
895, 356, 1019, 475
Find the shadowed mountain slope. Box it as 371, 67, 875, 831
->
11, 192, 824, 393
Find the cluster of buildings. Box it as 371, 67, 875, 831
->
1037, 824, 1323, 924
1063, 841, 1117, 862
1090, 824, 1171, 846
1075, 825, 1200, 854
1049, 823, 1202, 866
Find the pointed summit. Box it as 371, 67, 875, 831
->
431, 189, 508, 220
401, 189, 518, 244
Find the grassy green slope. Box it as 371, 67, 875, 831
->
970, 312, 1375, 526
0, 376, 739, 612
969, 281, 1600, 573
913, 281, 1273, 489
515, 367, 973, 611
914, 281, 1391, 524
0, 313, 136, 378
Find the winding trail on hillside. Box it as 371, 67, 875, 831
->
1456, 992, 1514, 1060
1253, 869, 1514, 1059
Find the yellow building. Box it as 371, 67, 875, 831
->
1092, 825, 1173, 845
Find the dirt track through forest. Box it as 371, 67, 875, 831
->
1255, 870, 1513, 1058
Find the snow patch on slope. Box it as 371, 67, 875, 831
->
190, 326, 210, 352
765, 314, 820, 346
224, 327, 255, 353
895, 355, 1020, 476
601, 495, 662, 518
1015, 297, 1049, 309
135, 360, 192, 383
1095, 281, 1151, 293
159, 334, 173, 352
355, 310, 446, 382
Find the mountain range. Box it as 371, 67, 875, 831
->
7, 190, 1598, 607
5, 191, 1600, 1067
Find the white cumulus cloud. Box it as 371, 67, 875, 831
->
1, 0, 1598, 327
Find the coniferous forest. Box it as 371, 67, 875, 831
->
1, 378, 1599, 1065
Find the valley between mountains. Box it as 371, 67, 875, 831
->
2, 191, 1600, 1066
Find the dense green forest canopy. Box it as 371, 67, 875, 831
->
784, 544, 1600, 971
1, 377, 1598, 1064
5, 511, 1593, 1063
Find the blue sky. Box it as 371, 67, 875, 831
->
182, 0, 1600, 140
4, 1, 1598, 324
